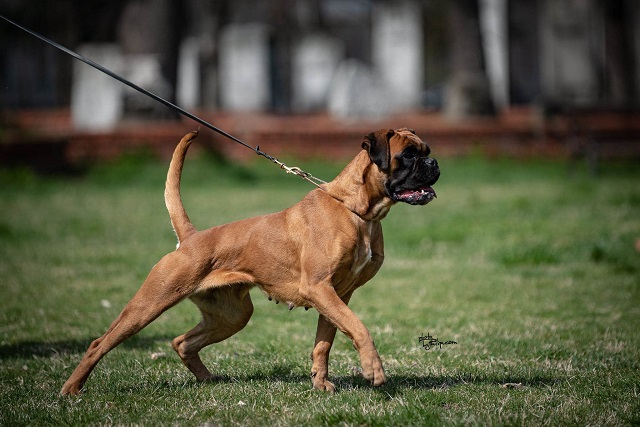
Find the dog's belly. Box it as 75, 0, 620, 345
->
255, 282, 309, 309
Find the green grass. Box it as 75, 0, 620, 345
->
1, 150, 639, 426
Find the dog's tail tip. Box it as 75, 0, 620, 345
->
181, 130, 199, 144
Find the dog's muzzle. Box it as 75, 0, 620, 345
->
389, 157, 440, 206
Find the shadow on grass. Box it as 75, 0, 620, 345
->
1, 337, 560, 393
141, 372, 561, 400
379, 372, 560, 395
0, 334, 174, 360
141, 368, 560, 395
190, 364, 313, 386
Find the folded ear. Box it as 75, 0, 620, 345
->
361, 129, 395, 172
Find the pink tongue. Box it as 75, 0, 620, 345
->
400, 186, 436, 197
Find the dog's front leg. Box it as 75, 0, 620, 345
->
310, 291, 354, 392
303, 285, 386, 388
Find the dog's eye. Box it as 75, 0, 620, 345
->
401, 150, 418, 160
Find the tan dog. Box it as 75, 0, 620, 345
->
60, 128, 440, 395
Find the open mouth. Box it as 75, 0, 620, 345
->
392, 186, 437, 205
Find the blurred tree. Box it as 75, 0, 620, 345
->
444, 0, 495, 118
268, 0, 298, 113
508, 0, 540, 105
602, 0, 637, 107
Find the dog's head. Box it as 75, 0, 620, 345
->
362, 128, 440, 206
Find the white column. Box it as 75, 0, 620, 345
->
372, 0, 424, 109
218, 24, 271, 111
176, 37, 201, 110
71, 44, 124, 130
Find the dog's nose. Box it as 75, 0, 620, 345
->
426, 157, 438, 168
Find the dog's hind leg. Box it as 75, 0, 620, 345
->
172, 284, 254, 381
310, 314, 338, 392
60, 252, 199, 396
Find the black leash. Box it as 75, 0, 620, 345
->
1, 14, 326, 188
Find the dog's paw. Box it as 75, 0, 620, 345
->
362, 366, 386, 387
198, 374, 224, 383
313, 378, 336, 393
311, 371, 336, 393
60, 382, 83, 396
360, 351, 386, 387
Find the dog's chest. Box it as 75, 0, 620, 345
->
351, 222, 374, 275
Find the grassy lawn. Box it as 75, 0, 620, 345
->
0, 146, 638, 426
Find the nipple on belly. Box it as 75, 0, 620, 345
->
267, 294, 310, 311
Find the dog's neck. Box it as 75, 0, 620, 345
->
324, 150, 395, 222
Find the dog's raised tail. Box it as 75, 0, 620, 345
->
165, 131, 198, 245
